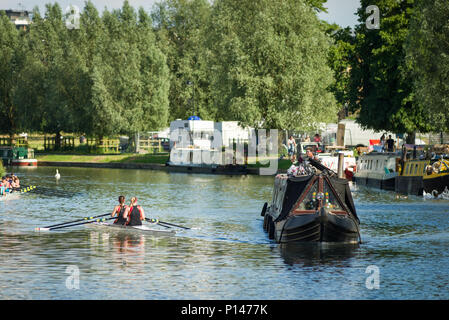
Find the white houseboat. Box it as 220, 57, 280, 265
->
353, 152, 399, 190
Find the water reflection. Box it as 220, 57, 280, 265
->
1, 166, 448, 299
279, 243, 360, 267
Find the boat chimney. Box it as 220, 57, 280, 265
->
337, 152, 345, 179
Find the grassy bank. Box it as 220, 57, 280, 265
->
36, 153, 170, 164
36, 153, 292, 170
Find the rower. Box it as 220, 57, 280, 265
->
123, 197, 145, 226
111, 195, 128, 225
0, 177, 5, 196
12, 176, 20, 189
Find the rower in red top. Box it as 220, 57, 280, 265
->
111, 195, 128, 225
123, 197, 145, 226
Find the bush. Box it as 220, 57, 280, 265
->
0, 161, 5, 177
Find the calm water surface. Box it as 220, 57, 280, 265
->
0, 167, 448, 299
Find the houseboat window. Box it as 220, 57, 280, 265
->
296, 182, 318, 211
414, 164, 418, 175
323, 183, 343, 211
376, 160, 379, 170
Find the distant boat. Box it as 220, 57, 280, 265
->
423, 159, 449, 197
353, 152, 398, 190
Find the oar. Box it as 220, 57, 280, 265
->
144, 218, 171, 229
35, 213, 112, 231
37, 217, 116, 232
13, 185, 37, 193
18, 185, 77, 197
147, 218, 190, 230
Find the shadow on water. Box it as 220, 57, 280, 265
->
279, 242, 360, 267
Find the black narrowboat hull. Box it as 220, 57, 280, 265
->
423, 173, 449, 196
353, 176, 395, 191
264, 208, 360, 244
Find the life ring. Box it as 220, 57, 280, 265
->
425, 165, 434, 175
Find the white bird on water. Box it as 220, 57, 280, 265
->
55, 169, 60, 180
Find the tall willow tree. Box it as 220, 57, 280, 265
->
152, 0, 212, 121
14, 4, 83, 148
87, 1, 170, 138
405, 0, 449, 132
206, 0, 337, 130
0, 11, 25, 138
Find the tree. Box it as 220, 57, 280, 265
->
0, 11, 25, 138
206, 0, 337, 130
405, 0, 449, 132
349, 0, 431, 142
152, 0, 212, 121
324, 23, 355, 120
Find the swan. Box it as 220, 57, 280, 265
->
55, 169, 60, 180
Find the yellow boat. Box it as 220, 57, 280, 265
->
423, 159, 449, 196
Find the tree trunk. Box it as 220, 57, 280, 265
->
55, 132, 62, 150
406, 132, 416, 144
9, 132, 15, 146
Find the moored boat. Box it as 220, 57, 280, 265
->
261, 159, 361, 244
353, 152, 398, 190
423, 159, 449, 197
395, 159, 428, 196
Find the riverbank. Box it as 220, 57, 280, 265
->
35, 153, 292, 175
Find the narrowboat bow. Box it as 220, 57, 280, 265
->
261, 159, 361, 244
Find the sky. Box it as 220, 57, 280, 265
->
2, 0, 362, 29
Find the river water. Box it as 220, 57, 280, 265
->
0, 167, 448, 300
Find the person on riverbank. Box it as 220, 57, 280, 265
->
123, 197, 145, 226
112, 195, 128, 225
386, 135, 395, 152
287, 136, 297, 160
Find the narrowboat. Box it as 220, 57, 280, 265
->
395, 159, 429, 196
353, 152, 398, 190
261, 159, 361, 244
423, 159, 449, 197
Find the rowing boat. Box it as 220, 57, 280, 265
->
90, 221, 176, 236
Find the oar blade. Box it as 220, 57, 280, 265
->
34, 227, 50, 232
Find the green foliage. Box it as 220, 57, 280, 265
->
348, 0, 431, 136
0, 161, 5, 176
0, 11, 25, 135
152, 0, 212, 121
3, 1, 170, 140
206, 0, 338, 131
405, 0, 449, 132
324, 22, 355, 119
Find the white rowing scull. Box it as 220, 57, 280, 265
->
90, 221, 176, 236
